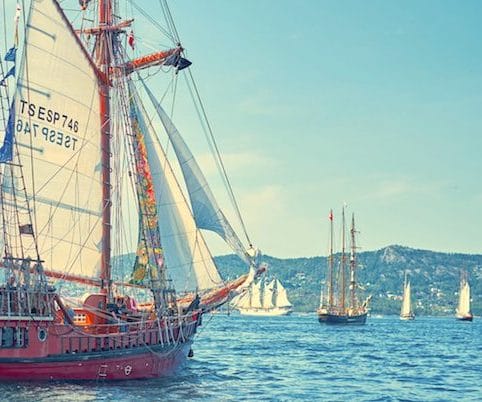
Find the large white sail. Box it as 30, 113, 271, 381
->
457, 282, 471, 317
275, 279, 292, 308
251, 280, 262, 308
401, 281, 412, 317
5, 0, 103, 278
262, 279, 275, 309
141, 80, 251, 266
137, 91, 222, 292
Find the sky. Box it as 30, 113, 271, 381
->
3, 0, 482, 258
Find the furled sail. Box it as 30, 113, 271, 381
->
128, 93, 165, 286
129, 83, 222, 292
140, 80, 251, 266
262, 279, 275, 309
275, 279, 292, 308
4, 0, 103, 278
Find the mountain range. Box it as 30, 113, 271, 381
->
215, 245, 482, 315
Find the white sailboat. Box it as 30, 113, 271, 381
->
456, 271, 473, 321
233, 277, 293, 316
400, 272, 415, 320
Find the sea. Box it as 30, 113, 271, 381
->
0, 314, 480, 401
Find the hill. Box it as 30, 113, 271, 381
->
215, 245, 482, 315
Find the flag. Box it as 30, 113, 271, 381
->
19, 223, 34, 235
0, 65, 15, 85
127, 30, 135, 50
4, 46, 16, 62
164, 53, 180, 66
0, 100, 15, 163
328, 210, 333, 221
176, 57, 192, 71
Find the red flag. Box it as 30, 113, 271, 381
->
328, 210, 333, 221
127, 31, 135, 50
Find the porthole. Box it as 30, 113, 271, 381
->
38, 328, 47, 342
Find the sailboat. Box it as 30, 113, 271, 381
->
232, 276, 293, 316
400, 272, 415, 320
0, 0, 260, 380
318, 208, 369, 325
456, 270, 473, 321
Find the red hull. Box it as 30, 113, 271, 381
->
0, 291, 200, 381
0, 342, 192, 381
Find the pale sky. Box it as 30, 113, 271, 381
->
166, 0, 482, 258
3, 1, 482, 258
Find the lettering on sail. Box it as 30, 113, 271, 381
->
16, 100, 80, 151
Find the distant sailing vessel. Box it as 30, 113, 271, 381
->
233, 277, 293, 316
0, 0, 260, 380
456, 271, 473, 321
400, 272, 415, 320
318, 208, 370, 325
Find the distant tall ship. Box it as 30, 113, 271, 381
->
400, 272, 415, 320
456, 271, 473, 321
233, 278, 293, 316
318, 208, 370, 325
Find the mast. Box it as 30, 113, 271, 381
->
349, 213, 358, 311
339, 206, 346, 312
98, 0, 112, 298
328, 209, 334, 308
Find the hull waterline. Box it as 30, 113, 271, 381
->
322, 312, 367, 325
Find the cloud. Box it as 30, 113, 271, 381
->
361, 176, 448, 201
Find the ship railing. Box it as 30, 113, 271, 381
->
59, 311, 199, 355
0, 287, 55, 319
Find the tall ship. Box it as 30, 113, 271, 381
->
232, 276, 293, 316
456, 270, 473, 321
318, 208, 370, 325
0, 0, 261, 380
400, 272, 415, 320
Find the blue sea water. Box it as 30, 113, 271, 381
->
0, 314, 480, 401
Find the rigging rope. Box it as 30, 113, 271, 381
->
157, 0, 254, 250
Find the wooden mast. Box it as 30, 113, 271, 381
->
349, 213, 357, 311
328, 209, 334, 309
98, 0, 112, 298
340, 206, 346, 313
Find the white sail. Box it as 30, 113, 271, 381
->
250, 280, 262, 308
6, 0, 103, 278
135, 91, 222, 292
141, 80, 251, 266
234, 291, 251, 309
262, 279, 275, 309
401, 281, 412, 317
275, 279, 292, 308
457, 282, 471, 317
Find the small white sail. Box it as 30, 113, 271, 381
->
262, 279, 275, 309
400, 280, 412, 318
250, 281, 262, 308
7, 0, 103, 278
457, 282, 471, 317
234, 290, 251, 309
275, 279, 292, 308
